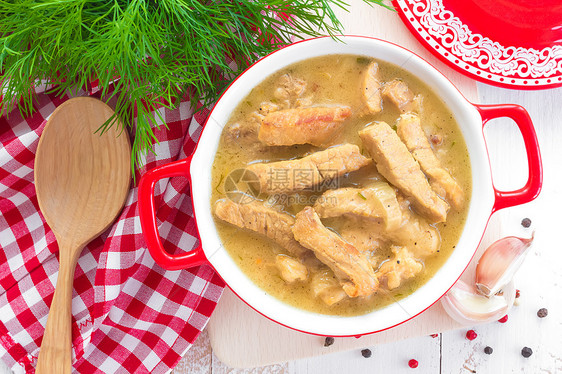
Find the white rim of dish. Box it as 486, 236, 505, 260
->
190, 36, 495, 336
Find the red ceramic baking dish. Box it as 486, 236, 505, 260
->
138, 36, 542, 337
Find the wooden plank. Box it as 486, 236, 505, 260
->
172, 330, 212, 374
288, 334, 441, 374
213, 354, 288, 374
173, 329, 289, 374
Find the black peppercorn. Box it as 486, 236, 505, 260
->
521, 218, 532, 228
521, 347, 533, 358
537, 308, 548, 318
361, 349, 372, 358
324, 337, 334, 347
484, 346, 493, 355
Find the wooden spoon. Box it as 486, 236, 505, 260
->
34, 97, 131, 374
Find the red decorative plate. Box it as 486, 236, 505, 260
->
393, 0, 562, 89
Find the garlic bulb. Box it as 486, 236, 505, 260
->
475, 233, 534, 297
441, 280, 515, 325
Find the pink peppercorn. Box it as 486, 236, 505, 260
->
466, 330, 477, 340
498, 315, 508, 323
408, 359, 419, 368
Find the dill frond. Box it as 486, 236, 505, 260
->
0, 0, 393, 169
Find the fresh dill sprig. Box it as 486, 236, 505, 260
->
0, 0, 393, 169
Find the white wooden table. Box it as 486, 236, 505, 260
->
2, 2, 560, 374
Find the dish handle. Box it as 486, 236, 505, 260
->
138, 157, 207, 270
475, 104, 543, 213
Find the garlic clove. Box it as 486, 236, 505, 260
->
441, 280, 515, 325
475, 233, 534, 297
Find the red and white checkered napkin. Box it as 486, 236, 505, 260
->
0, 89, 225, 373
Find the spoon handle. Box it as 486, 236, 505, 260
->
36, 245, 80, 374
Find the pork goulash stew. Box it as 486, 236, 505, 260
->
211, 55, 472, 316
